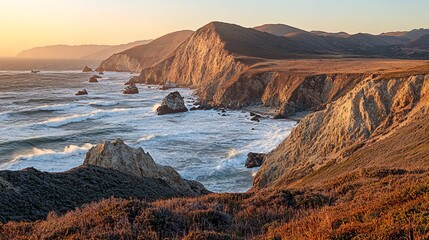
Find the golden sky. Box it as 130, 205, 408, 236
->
1, 0, 428, 57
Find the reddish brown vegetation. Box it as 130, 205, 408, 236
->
1, 167, 428, 239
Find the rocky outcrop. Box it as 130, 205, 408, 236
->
123, 83, 139, 94
88, 76, 98, 82
97, 54, 144, 72
245, 153, 266, 168
160, 81, 178, 90
97, 30, 193, 73
156, 91, 188, 115
75, 89, 88, 95
0, 165, 185, 222
82, 66, 93, 72
84, 139, 207, 196
254, 73, 429, 189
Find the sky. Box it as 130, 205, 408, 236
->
0, 0, 428, 57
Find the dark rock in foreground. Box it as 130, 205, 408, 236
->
82, 66, 93, 72
123, 83, 139, 94
84, 139, 207, 196
245, 152, 266, 168
75, 89, 88, 95
0, 165, 184, 223
157, 91, 188, 115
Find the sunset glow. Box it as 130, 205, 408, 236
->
1, 0, 428, 57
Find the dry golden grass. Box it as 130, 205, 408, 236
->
1, 167, 428, 239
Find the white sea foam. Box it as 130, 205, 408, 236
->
86, 101, 119, 107
38, 103, 79, 111
151, 103, 161, 112
1, 143, 93, 171
137, 134, 157, 142
41, 108, 129, 127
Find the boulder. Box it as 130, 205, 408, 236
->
123, 83, 139, 94
129, 76, 140, 82
88, 76, 98, 82
160, 81, 178, 90
156, 91, 188, 115
82, 66, 93, 72
245, 152, 266, 168
75, 89, 88, 95
84, 139, 207, 196
98, 72, 104, 75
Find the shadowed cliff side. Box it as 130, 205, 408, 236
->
254, 71, 429, 189
134, 22, 317, 104
97, 30, 193, 72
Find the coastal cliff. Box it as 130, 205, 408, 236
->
97, 30, 193, 72
254, 71, 429, 189
133, 22, 316, 104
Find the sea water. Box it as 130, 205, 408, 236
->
0, 59, 295, 192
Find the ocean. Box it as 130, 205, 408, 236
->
0, 58, 295, 192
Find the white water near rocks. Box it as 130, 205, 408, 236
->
0, 60, 295, 192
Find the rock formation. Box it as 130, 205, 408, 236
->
130, 21, 429, 116
254, 72, 429, 189
0, 165, 184, 222
156, 91, 188, 115
97, 30, 193, 72
82, 66, 93, 72
123, 83, 139, 94
75, 89, 88, 95
88, 76, 98, 82
160, 81, 178, 90
84, 139, 207, 196
245, 153, 266, 168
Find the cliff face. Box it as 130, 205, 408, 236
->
137, 23, 249, 102
212, 68, 366, 115
97, 30, 193, 72
254, 73, 429, 189
97, 53, 144, 72
135, 22, 318, 104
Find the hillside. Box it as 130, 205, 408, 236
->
405, 34, 429, 48
16, 40, 151, 59
254, 70, 429, 189
382, 28, 429, 40
0, 165, 183, 222
134, 22, 323, 104
82, 40, 152, 59
253, 23, 305, 36
97, 30, 193, 72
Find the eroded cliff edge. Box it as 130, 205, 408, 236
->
254, 69, 429, 189
131, 21, 429, 117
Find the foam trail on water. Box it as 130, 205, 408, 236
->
41, 108, 129, 127
137, 134, 157, 142
1, 143, 94, 171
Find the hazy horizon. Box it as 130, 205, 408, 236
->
1, 0, 429, 57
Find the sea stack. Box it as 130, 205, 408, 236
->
88, 76, 98, 82
82, 66, 93, 72
123, 83, 139, 94
156, 91, 188, 115
75, 89, 88, 95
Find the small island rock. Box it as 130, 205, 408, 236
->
123, 83, 139, 94
75, 89, 88, 95
245, 152, 266, 168
82, 66, 93, 72
157, 91, 188, 115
